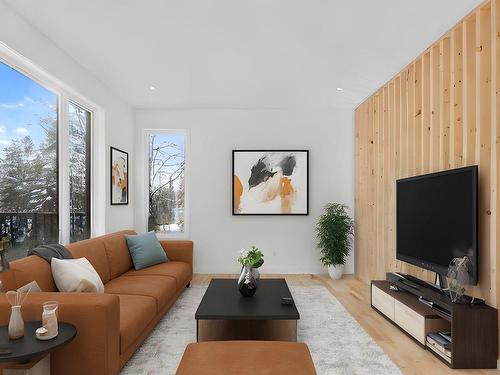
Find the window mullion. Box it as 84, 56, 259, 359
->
59, 94, 70, 245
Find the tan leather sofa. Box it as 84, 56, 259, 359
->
0, 230, 193, 375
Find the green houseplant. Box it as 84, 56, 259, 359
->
316, 203, 354, 279
237, 246, 264, 297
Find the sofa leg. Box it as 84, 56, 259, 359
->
186, 283, 191, 288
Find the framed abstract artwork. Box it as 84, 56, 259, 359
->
232, 150, 309, 215
110, 147, 129, 205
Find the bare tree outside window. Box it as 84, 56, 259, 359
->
0, 62, 58, 260
148, 133, 185, 233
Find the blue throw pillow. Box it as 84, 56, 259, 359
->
125, 232, 168, 270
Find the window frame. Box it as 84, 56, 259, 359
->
0, 42, 104, 244
68, 100, 92, 242
143, 129, 190, 239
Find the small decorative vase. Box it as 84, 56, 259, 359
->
328, 264, 344, 280
238, 265, 260, 297
8, 305, 24, 339
41, 301, 59, 339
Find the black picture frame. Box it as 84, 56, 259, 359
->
232, 150, 309, 216
110, 147, 129, 205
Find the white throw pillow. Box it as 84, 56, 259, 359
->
51, 257, 104, 293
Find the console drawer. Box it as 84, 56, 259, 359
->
371, 285, 395, 320
394, 300, 426, 344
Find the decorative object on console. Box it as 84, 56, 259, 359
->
125, 231, 168, 270
110, 146, 129, 205
446, 256, 471, 303
17, 281, 41, 294
6, 288, 31, 340
37, 301, 58, 340
232, 150, 309, 215
316, 203, 354, 279
237, 246, 264, 297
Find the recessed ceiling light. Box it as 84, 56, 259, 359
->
150, 86, 157, 91
336, 87, 344, 91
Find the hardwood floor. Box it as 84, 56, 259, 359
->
192, 274, 500, 375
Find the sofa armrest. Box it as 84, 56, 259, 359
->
160, 240, 193, 269
0, 292, 120, 375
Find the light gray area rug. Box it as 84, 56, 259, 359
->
121, 284, 402, 375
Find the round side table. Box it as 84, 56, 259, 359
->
0, 321, 77, 375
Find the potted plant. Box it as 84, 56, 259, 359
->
316, 203, 354, 279
237, 246, 264, 297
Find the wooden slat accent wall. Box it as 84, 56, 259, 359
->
354, 0, 499, 308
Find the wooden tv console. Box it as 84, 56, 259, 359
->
371, 280, 498, 369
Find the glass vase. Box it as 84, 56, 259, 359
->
238, 264, 259, 297
42, 301, 59, 339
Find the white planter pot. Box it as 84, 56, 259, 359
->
327, 264, 344, 280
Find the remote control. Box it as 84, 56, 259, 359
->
281, 297, 294, 305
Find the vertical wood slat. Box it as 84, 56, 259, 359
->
354, 103, 364, 281
440, 37, 451, 170
367, 96, 376, 282
451, 24, 464, 167
388, 82, 396, 272
407, 65, 415, 175
399, 70, 409, 275
464, 15, 477, 166
430, 45, 441, 172
490, 0, 499, 310
354, 0, 499, 308
400, 72, 408, 178
395, 77, 401, 180
422, 52, 431, 174
375, 92, 383, 278
383, 86, 391, 274
414, 60, 423, 176
474, 5, 492, 301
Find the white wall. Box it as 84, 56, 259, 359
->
135, 109, 354, 274
0, 1, 135, 234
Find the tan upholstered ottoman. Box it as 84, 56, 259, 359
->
176, 341, 316, 375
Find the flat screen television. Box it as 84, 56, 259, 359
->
396, 166, 478, 285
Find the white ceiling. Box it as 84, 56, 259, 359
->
4, 0, 482, 109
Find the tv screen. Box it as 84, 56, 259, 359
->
396, 166, 478, 285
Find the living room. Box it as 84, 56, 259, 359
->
0, 0, 498, 374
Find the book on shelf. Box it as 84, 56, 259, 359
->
438, 331, 452, 342
426, 336, 452, 357
426, 338, 452, 364
427, 332, 451, 349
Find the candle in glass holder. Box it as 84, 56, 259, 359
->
42, 301, 58, 338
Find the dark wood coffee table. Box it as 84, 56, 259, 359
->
195, 278, 300, 342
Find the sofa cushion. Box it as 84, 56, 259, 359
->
125, 232, 168, 270
123, 261, 190, 289
3, 256, 57, 292
51, 258, 104, 293
102, 231, 136, 279
104, 275, 176, 311
66, 239, 111, 284
117, 294, 156, 353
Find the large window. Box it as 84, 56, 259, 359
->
147, 131, 187, 235
0, 60, 92, 259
